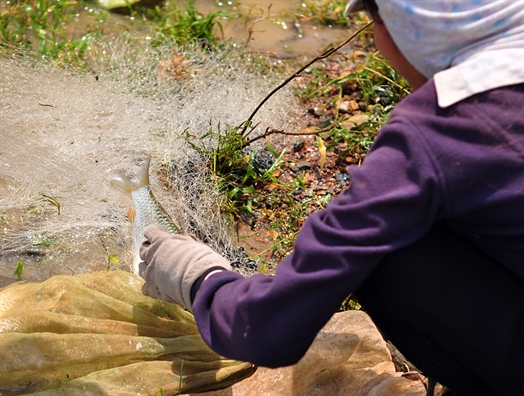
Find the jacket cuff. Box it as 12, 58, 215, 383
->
190, 266, 228, 303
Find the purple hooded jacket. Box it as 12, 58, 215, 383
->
192, 80, 524, 368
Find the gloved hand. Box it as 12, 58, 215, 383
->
139, 224, 232, 310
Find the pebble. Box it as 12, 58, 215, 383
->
309, 107, 325, 117
338, 101, 351, 114
336, 172, 349, 185
297, 160, 312, 170
342, 114, 370, 129
349, 100, 360, 111
293, 140, 305, 153
254, 151, 274, 174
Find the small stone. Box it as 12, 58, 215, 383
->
351, 91, 363, 100
336, 173, 349, 184
253, 150, 275, 175
338, 101, 351, 113
349, 100, 360, 111
297, 160, 312, 170
308, 107, 324, 117
342, 114, 370, 129
350, 114, 369, 125
317, 117, 332, 128
293, 140, 305, 152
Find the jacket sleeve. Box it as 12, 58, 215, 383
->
192, 115, 445, 368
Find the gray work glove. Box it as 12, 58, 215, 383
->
139, 224, 232, 310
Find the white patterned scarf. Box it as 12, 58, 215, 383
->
347, 0, 524, 107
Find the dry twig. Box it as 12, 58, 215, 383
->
240, 22, 373, 137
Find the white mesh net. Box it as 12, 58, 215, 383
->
0, 40, 297, 285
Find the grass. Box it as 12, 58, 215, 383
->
14, 260, 24, 281
0, 0, 235, 65
181, 122, 287, 219
292, 0, 355, 27
144, 1, 236, 47
0, 0, 108, 66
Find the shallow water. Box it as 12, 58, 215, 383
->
195, 0, 353, 58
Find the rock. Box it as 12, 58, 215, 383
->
349, 100, 360, 111
338, 101, 351, 113
190, 311, 428, 396
253, 150, 275, 175
335, 172, 349, 185
309, 107, 325, 117
293, 140, 305, 153
342, 114, 370, 129
297, 160, 312, 170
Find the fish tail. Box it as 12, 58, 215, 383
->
108, 172, 134, 197
108, 157, 151, 197
135, 156, 150, 189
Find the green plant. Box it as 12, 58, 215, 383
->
0, 0, 107, 66
182, 122, 287, 218
31, 234, 54, 248
41, 193, 61, 215
349, 52, 410, 105
142, 385, 163, 396
293, 0, 353, 27
14, 260, 24, 280
146, 0, 233, 47
107, 253, 120, 270
340, 295, 361, 311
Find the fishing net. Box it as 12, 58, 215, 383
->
0, 270, 256, 395
0, 40, 296, 285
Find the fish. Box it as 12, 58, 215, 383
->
108, 157, 181, 274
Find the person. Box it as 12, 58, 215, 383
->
138, 1, 524, 395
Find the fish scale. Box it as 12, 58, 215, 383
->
108, 157, 181, 275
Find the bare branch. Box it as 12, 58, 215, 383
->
245, 123, 339, 146
240, 22, 374, 137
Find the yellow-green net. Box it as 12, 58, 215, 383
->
0, 271, 255, 395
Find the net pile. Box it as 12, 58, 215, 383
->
0, 270, 255, 395
0, 40, 296, 283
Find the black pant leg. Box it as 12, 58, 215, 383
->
354, 226, 524, 396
